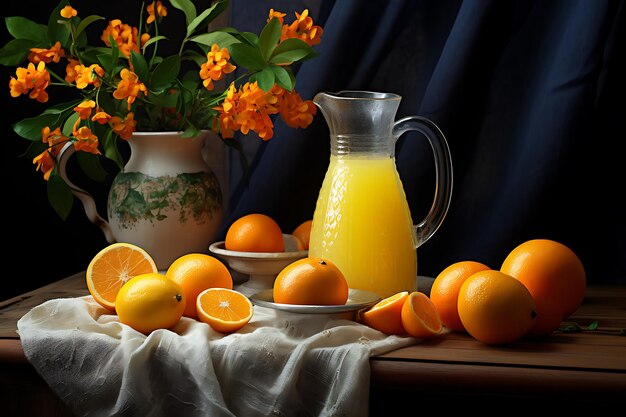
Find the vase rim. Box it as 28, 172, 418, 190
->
131, 130, 210, 138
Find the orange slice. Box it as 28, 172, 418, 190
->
361, 291, 409, 335
196, 288, 253, 333
86, 242, 158, 311
401, 291, 443, 338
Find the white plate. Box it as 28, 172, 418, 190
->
249, 288, 381, 314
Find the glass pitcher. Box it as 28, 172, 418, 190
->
308, 91, 453, 298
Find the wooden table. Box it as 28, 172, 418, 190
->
1, 272, 625, 415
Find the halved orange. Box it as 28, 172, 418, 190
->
86, 242, 158, 311
401, 292, 443, 338
196, 288, 253, 333
361, 291, 409, 335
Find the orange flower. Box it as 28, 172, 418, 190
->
199, 44, 236, 91
42, 126, 68, 157
268, 9, 286, 24
140, 33, 151, 47
73, 63, 104, 89
9, 61, 50, 103
91, 110, 112, 125
33, 126, 69, 180
110, 112, 137, 139
33, 150, 55, 180
101, 19, 140, 58
73, 126, 101, 155
28, 41, 65, 64
64, 59, 80, 83
277, 88, 316, 129
282, 9, 323, 46
214, 82, 279, 140
113, 69, 147, 109
73, 100, 96, 120
146, 1, 167, 25
9, 76, 29, 98
60, 6, 78, 19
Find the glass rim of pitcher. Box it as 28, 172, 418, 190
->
321, 90, 401, 101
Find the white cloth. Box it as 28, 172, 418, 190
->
17, 295, 416, 417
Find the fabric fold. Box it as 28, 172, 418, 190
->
18, 296, 416, 417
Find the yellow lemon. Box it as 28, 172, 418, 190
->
116, 273, 185, 334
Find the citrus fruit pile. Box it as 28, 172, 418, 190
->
86, 243, 251, 335
430, 239, 585, 344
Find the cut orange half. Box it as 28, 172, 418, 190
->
197, 288, 253, 333
86, 242, 158, 311
361, 291, 409, 335
401, 291, 443, 338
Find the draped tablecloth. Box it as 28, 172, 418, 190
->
17, 293, 417, 417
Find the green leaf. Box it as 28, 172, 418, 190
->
42, 99, 82, 115
13, 114, 58, 141
189, 32, 238, 48
47, 173, 74, 220
103, 131, 123, 168
130, 50, 149, 82
240, 32, 259, 46
559, 324, 582, 333
182, 49, 208, 67
259, 17, 281, 61
62, 112, 79, 137
269, 38, 314, 65
163, 90, 180, 107
182, 70, 200, 89
230, 43, 266, 71
74, 15, 105, 40
142, 35, 168, 52
77, 151, 107, 182
182, 124, 200, 138
186, 0, 228, 37
270, 65, 293, 91
48, 1, 71, 48
5, 17, 48, 43
82, 46, 111, 65
0, 38, 38, 66
169, 0, 197, 27
96, 40, 120, 74
150, 55, 181, 92
253, 66, 275, 91
587, 321, 599, 331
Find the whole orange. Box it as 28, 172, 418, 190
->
225, 213, 284, 253
458, 270, 537, 345
273, 257, 349, 305
430, 261, 491, 331
501, 239, 586, 337
292, 220, 313, 250
166, 253, 233, 319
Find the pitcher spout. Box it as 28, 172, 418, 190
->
313, 90, 402, 155
313, 90, 401, 137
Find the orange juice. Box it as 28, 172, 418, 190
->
309, 155, 417, 298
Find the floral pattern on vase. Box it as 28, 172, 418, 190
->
108, 171, 222, 229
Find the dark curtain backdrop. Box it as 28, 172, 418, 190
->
226, 0, 626, 283
1, 0, 624, 301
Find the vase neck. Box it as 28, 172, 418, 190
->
124, 131, 209, 176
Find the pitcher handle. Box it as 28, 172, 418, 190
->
57, 142, 116, 243
393, 116, 453, 249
